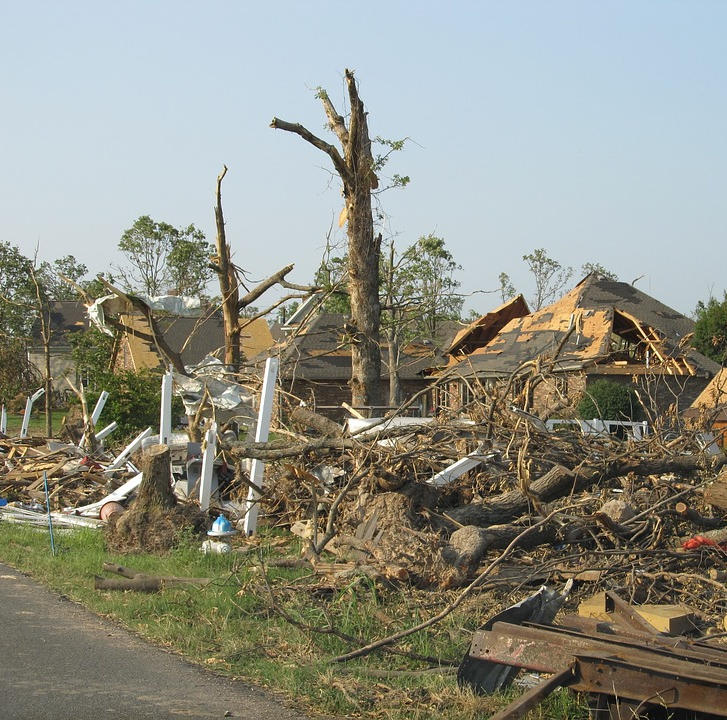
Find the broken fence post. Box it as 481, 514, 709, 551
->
198, 421, 217, 512
90, 390, 109, 426
105, 427, 153, 472
243, 357, 279, 536
159, 370, 173, 445
20, 388, 45, 439
0, 404, 6, 434
96, 421, 118, 442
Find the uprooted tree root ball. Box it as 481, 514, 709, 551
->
104, 503, 207, 554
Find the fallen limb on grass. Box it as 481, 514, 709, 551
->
94, 563, 210, 592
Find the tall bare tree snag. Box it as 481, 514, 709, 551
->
214, 165, 242, 371
272, 69, 382, 409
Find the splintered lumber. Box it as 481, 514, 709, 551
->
578, 592, 693, 634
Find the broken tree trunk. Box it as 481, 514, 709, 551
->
136, 444, 176, 511
94, 563, 210, 592
214, 165, 242, 372
271, 68, 382, 409
290, 406, 343, 437
448, 455, 727, 527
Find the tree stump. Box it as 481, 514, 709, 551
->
136, 444, 176, 511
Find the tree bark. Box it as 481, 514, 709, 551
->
272, 69, 382, 410
136, 444, 176, 511
290, 406, 342, 437
214, 165, 242, 371
448, 455, 727, 527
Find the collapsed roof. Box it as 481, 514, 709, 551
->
447, 274, 720, 379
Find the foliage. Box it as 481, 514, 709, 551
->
275, 300, 299, 324
314, 251, 350, 314
317, 235, 463, 341
577, 379, 644, 421
693, 291, 727, 364
581, 262, 617, 281
0, 241, 36, 337
37, 255, 88, 301
0, 338, 42, 403
116, 215, 213, 297
69, 328, 115, 388
85, 369, 184, 441
523, 248, 573, 311
395, 234, 463, 340
498, 271, 516, 303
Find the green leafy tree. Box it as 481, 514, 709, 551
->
38, 255, 88, 301
498, 272, 516, 303
581, 262, 618, 281
0, 242, 36, 337
69, 328, 115, 388
523, 248, 573, 310
86, 369, 183, 442
116, 216, 213, 296
380, 234, 462, 404
578, 379, 644, 421
693, 292, 727, 364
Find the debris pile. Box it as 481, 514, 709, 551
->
224, 382, 727, 634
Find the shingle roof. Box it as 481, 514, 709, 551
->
120, 313, 274, 369
280, 312, 447, 381
31, 301, 90, 344
449, 274, 719, 379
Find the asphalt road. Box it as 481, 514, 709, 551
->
0, 562, 309, 719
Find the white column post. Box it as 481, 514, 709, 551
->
104, 427, 153, 472
198, 421, 218, 512
243, 357, 279, 535
0, 404, 6, 434
159, 370, 173, 445
90, 390, 109, 426
20, 388, 45, 439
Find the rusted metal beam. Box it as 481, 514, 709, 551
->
467, 622, 727, 716
573, 652, 727, 716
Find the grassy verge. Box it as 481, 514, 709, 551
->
4, 410, 68, 436
0, 523, 587, 719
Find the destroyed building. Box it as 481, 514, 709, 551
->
441, 273, 720, 418
112, 312, 274, 371
684, 366, 727, 448
278, 311, 455, 420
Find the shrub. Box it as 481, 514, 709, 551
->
577, 379, 644, 421
86, 369, 184, 443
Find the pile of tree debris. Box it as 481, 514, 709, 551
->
224, 384, 727, 634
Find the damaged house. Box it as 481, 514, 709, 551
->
278, 310, 455, 421
442, 274, 720, 419
684, 367, 727, 448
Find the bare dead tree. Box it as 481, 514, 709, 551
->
213, 165, 242, 371
271, 69, 382, 410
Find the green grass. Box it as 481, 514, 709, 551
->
0, 523, 588, 720
4, 410, 67, 436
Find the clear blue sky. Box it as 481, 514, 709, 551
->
2, 1, 725, 317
